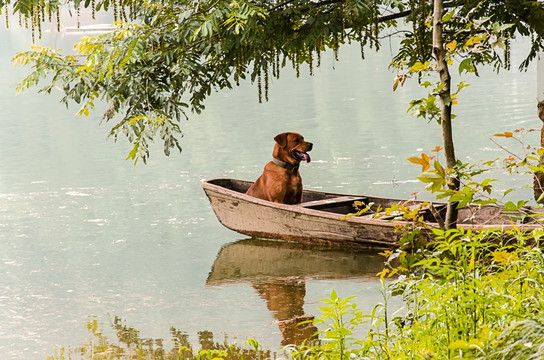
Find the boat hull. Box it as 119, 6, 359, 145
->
202, 178, 543, 248
203, 179, 422, 248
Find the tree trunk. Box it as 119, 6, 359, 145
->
534, 47, 544, 203
433, 0, 459, 229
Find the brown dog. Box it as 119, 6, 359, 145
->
246, 132, 313, 204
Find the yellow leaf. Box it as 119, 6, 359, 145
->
393, 77, 399, 91
494, 132, 514, 138
379, 250, 393, 258
464, 34, 488, 49
129, 115, 146, 125
493, 250, 518, 265
422, 152, 430, 167
410, 61, 430, 73
446, 40, 457, 51
408, 153, 431, 172
407, 156, 424, 165
376, 268, 390, 277
30, 45, 44, 52
12, 53, 27, 67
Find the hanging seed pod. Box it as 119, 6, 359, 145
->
5, 5, 9, 29
274, 49, 280, 79
114, 0, 119, 21
359, 31, 366, 60
308, 48, 314, 76
38, 7, 42, 38
121, 3, 127, 22
47, 1, 52, 23
78, 5, 81, 28
37, 1, 44, 38
333, 33, 339, 62
373, 12, 379, 46
271, 53, 276, 79
92, 0, 96, 19
505, 37, 511, 70
29, 3, 35, 42
295, 53, 300, 78
56, 9, 60, 32
264, 63, 269, 102
39, 1, 44, 23
316, 45, 321, 68
234, 53, 241, 86
257, 67, 263, 103
24, 6, 29, 29
275, 50, 280, 79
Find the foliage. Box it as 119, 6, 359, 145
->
6, 0, 544, 162
285, 228, 544, 359
386, 228, 544, 359
9, 0, 386, 162
46, 316, 272, 359
482, 316, 544, 359
406, 128, 544, 214
284, 287, 390, 359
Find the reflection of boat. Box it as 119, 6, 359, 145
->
202, 178, 543, 248
207, 238, 386, 346
206, 238, 384, 286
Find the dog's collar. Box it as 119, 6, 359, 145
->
272, 158, 299, 172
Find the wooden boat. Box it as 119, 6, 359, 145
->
202, 178, 543, 248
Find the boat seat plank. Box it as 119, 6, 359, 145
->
299, 196, 367, 208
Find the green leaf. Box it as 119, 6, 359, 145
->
492, 22, 514, 33
458, 58, 475, 75
434, 160, 445, 178
503, 200, 526, 212
450, 187, 474, 208
528, 165, 544, 173
417, 171, 446, 192
442, 9, 455, 23
417, 172, 443, 183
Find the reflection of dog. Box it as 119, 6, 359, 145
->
246, 132, 313, 204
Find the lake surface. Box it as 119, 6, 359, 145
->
0, 18, 539, 359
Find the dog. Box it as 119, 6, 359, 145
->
246, 132, 313, 204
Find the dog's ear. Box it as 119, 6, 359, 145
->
274, 133, 288, 148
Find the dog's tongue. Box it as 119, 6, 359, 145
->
301, 152, 311, 163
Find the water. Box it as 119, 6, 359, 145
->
0, 19, 540, 358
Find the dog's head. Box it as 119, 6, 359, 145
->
273, 132, 313, 164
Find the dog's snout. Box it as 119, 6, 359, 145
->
307, 142, 313, 151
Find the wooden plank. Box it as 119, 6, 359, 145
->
299, 196, 366, 208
